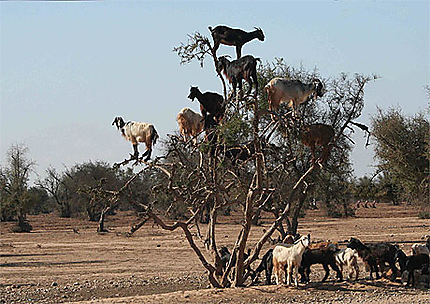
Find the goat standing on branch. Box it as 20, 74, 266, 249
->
176, 107, 204, 144
265, 78, 324, 118
217, 55, 260, 100
112, 116, 158, 162
188, 86, 225, 123
301, 123, 335, 166
208, 25, 265, 59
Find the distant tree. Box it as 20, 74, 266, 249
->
352, 176, 377, 201
69, 161, 121, 221
371, 108, 429, 205
37, 167, 73, 217
0, 144, 34, 232
27, 186, 53, 215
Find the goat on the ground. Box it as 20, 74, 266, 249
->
347, 237, 398, 280
253, 248, 274, 285
395, 249, 429, 287
273, 234, 310, 287
411, 243, 430, 256
112, 116, 158, 161
219, 246, 255, 282
208, 25, 264, 59
298, 245, 343, 283
335, 248, 360, 281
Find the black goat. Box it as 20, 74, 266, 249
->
347, 237, 398, 280
217, 55, 260, 100
298, 247, 343, 283
253, 248, 274, 285
208, 25, 265, 59
224, 142, 256, 166
224, 140, 280, 166
219, 246, 256, 281
188, 86, 225, 123
395, 249, 429, 287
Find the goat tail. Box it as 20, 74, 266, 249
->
150, 126, 159, 147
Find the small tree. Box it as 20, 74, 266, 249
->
0, 144, 34, 232
372, 108, 429, 205
37, 167, 73, 217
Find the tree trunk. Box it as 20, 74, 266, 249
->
97, 207, 110, 232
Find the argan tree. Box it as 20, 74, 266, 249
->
101, 29, 375, 288
371, 108, 429, 205
0, 144, 34, 232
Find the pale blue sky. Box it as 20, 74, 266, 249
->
1, 1, 429, 183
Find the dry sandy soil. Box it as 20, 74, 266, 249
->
1, 202, 429, 303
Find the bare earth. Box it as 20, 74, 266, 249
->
1, 203, 429, 304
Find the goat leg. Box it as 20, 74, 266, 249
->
132, 144, 139, 160
322, 264, 330, 282
235, 45, 242, 59
331, 262, 343, 282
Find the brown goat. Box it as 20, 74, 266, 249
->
301, 124, 335, 165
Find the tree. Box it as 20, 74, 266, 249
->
0, 144, 34, 232
371, 108, 429, 205
97, 29, 373, 288
27, 186, 53, 215
37, 167, 74, 217
68, 161, 122, 221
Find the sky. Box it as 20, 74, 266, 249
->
1, 1, 429, 183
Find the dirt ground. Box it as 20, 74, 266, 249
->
1, 202, 429, 303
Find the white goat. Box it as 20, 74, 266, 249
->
112, 116, 159, 161
335, 248, 360, 281
273, 234, 310, 287
264, 78, 324, 118
176, 108, 204, 144
411, 243, 430, 256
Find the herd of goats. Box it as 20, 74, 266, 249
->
110, 25, 429, 289
112, 25, 331, 166
239, 235, 430, 288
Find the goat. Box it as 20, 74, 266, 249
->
208, 25, 265, 59
347, 237, 398, 280
309, 241, 337, 251
253, 236, 295, 285
335, 248, 360, 281
253, 248, 274, 285
188, 86, 224, 123
298, 246, 343, 283
264, 78, 324, 118
273, 234, 310, 287
219, 246, 255, 281
176, 107, 204, 144
217, 55, 260, 100
395, 249, 429, 287
112, 116, 158, 161
301, 124, 335, 166
411, 243, 430, 256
